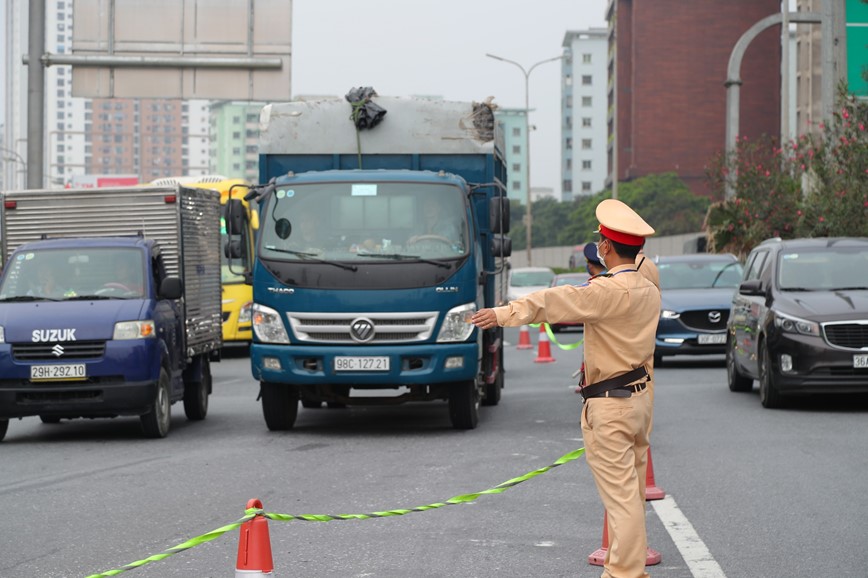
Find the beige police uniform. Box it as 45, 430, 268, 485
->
490, 199, 660, 578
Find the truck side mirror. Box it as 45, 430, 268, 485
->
489, 197, 510, 234
160, 277, 183, 300
223, 199, 247, 236
491, 236, 512, 257
224, 239, 243, 259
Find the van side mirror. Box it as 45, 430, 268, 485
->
738, 279, 764, 296
491, 236, 512, 257
160, 277, 183, 300
223, 199, 246, 236
489, 197, 510, 234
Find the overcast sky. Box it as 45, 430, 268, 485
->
292, 0, 608, 196
2, 1, 608, 193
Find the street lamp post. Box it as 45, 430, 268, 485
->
486, 52, 563, 266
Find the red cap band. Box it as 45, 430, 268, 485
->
599, 224, 645, 246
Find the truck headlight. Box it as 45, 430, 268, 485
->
113, 320, 156, 340
252, 303, 290, 344
437, 303, 476, 343
774, 311, 819, 336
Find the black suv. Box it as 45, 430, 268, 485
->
726, 237, 868, 408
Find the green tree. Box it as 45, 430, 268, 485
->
705, 84, 868, 257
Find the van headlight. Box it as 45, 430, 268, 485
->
437, 303, 476, 343
0, 325, 5, 343
252, 303, 290, 344
774, 311, 819, 336
113, 321, 156, 340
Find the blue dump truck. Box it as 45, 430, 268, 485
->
242, 95, 511, 430
0, 185, 223, 441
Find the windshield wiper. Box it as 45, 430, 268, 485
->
356, 253, 451, 269
65, 294, 115, 301
266, 246, 358, 272
832, 287, 868, 291
782, 287, 813, 291
0, 295, 60, 302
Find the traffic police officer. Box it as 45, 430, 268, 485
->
471, 199, 660, 578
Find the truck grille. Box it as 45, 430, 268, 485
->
13, 341, 106, 361
679, 309, 729, 332
823, 321, 868, 350
288, 311, 439, 344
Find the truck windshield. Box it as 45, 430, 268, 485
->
0, 247, 146, 300
258, 181, 469, 263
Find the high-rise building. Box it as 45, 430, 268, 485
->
561, 28, 608, 201
209, 101, 265, 184
494, 108, 529, 204
607, 0, 782, 197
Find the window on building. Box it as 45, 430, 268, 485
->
565, 75, 572, 86
563, 179, 572, 191
565, 137, 572, 150
512, 127, 521, 137
583, 53, 592, 64
582, 75, 592, 86
582, 96, 592, 107
582, 117, 592, 127
582, 181, 592, 192
512, 145, 521, 155
512, 180, 521, 190
512, 163, 521, 172
582, 160, 592, 170
233, 116, 241, 124
566, 159, 572, 170
565, 116, 572, 129
581, 139, 592, 150
232, 132, 241, 139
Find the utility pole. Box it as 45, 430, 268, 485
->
486, 53, 563, 266
26, 0, 45, 189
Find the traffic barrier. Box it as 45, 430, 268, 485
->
588, 510, 661, 567
236, 498, 274, 577
533, 324, 556, 363
85, 448, 586, 577
645, 447, 665, 501
516, 325, 533, 350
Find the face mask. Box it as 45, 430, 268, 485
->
596, 244, 606, 268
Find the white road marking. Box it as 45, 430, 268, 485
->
651, 495, 727, 578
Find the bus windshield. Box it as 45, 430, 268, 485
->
258, 181, 469, 262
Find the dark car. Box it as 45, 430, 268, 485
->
726, 237, 868, 408
654, 253, 743, 365
549, 272, 591, 332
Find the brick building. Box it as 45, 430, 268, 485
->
608, 0, 782, 197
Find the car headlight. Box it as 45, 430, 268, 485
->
661, 309, 680, 320
437, 303, 476, 343
252, 303, 290, 344
774, 311, 820, 337
113, 320, 156, 340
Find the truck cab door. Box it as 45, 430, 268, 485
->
151, 253, 184, 382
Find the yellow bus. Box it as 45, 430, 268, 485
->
151, 176, 259, 351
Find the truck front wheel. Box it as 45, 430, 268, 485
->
183, 357, 211, 421
448, 380, 479, 430
141, 368, 172, 438
0, 419, 8, 442
261, 381, 299, 431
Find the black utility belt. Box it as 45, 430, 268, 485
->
580, 366, 649, 400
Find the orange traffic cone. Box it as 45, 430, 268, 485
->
236, 499, 274, 577
533, 325, 555, 363
517, 325, 533, 350
645, 447, 665, 501
588, 511, 661, 567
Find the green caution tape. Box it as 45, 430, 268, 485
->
531, 322, 584, 351
85, 447, 585, 578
